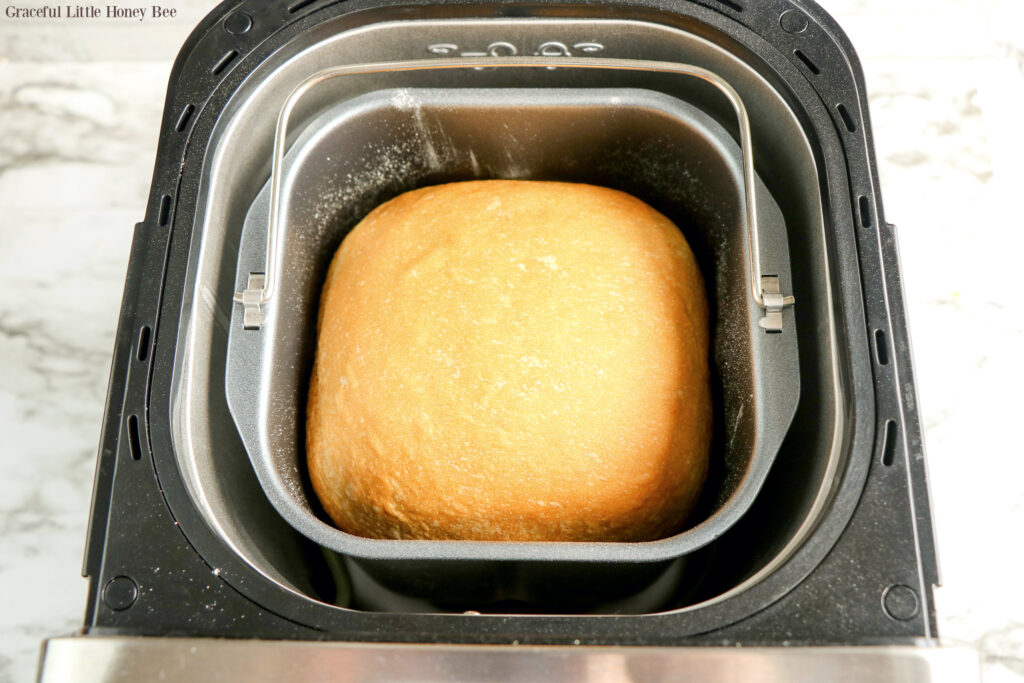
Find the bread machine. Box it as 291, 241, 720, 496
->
39, 0, 977, 680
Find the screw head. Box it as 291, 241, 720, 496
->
102, 576, 138, 611
780, 9, 809, 34
224, 11, 253, 35
882, 584, 920, 621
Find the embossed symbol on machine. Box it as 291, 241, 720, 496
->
427, 41, 605, 57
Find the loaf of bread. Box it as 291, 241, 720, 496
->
306, 180, 711, 542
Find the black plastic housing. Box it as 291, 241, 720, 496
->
82, 0, 939, 645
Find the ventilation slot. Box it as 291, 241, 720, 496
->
859, 195, 872, 228
157, 194, 171, 227
794, 50, 820, 75
212, 50, 239, 76
127, 415, 142, 461
287, 0, 319, 12
881, 420, 898, 467
837, 103, 857, 132
710, 0, 743, 11
137, 326, 151, 362
175, 104, 195, 132
874, 328, 889, 366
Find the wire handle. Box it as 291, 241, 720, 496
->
234, 56, 794, 330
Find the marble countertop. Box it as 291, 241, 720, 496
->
1, 1, 1021, 681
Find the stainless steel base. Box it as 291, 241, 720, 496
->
38, 636, 979, 682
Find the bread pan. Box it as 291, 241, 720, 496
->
223, 85, 799, 609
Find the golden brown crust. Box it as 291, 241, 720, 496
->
306, 180, 711, 542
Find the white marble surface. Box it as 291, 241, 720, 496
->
0, 1, 1021, 681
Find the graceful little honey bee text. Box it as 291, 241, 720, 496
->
5, 4, 177, 20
